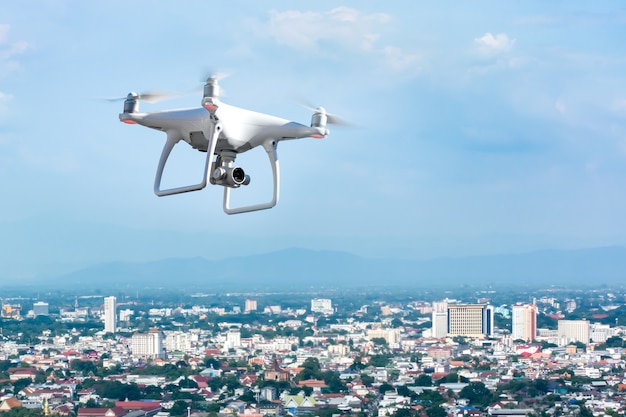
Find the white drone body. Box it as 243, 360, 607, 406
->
119, 77, 335, 214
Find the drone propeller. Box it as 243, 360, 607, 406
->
201, 67, 231, 83
103, 90, 179, 104
300, 102, 351, 126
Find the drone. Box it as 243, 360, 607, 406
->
118, 75, 343, 214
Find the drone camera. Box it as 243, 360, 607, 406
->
211, 166, 251, 188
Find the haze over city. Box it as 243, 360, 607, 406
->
1, 1, 626, 282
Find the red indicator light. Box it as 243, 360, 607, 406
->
123, 120, 137, 125
310, 134, 324, 139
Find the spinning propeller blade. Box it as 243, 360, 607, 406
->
103, 90, 179, 104
300, 101, 351, 126
201, 68, 231, 83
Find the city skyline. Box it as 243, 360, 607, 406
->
0, 288, 621, 417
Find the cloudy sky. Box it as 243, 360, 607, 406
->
1, 1, 626, 277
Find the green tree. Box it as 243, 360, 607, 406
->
372, 337, 387, 346
0, 407, 44, 417
323, 371, 346, 393
360, 374, 375, 387
368, 354, 390, 367
94, 380, 141, 400
415, 374, 432, 386
296, 357, 323, 382
379, 383, 394, 395
11, 378, 32, 393
393, 408, 412, 417
396, 385, 416, 399
416, 390, 445, 407
459, 382, 493, 409
424, 406, 447, 417
170, 400, 191, 417
71, 359, 97, 375
604, 336, 624, 348
436, 373, 468, 385
350, 357, 366, 371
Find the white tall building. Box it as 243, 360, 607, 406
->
590, 323, 614, 343
164, 331, 192, 352
103, 296, 116, 334
431, 301, 448, 339
119, 308, 134, 322
367, 328, 401, 346
557, 319, 590, 346
311, 298, 333, 315
225, 328, 241, 350
33, 301, 49, 316
511, 304, 537, 342
131, 328, 165, 359
447, 304, 494, 338
244, 299, 257, 312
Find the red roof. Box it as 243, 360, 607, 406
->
297, 379, 328, 388
77, 407, 127, 417
190, 375, 210, 388
115, 401, 161, 411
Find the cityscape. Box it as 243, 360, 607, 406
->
2, 2, 626, 417
0, 285, 624, 417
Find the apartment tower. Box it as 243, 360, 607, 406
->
431, 301, 449, 339
511, 303, 537, 342
447, 304, 494, 338
103, 296, 117, 334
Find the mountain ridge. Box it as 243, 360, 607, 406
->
11, 245, 625, 291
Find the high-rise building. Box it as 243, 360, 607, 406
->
33, 301, 49, 316
557, 319, 590, 346
431, 301, 448, 339
590, 323, 614, 343
2, 304, 21, 319
119, 309, 134, 322
311, 298, 333, 315
164, 331, 192, 352
367, 328, 401, 345
511, 303, 537, 342
131, 328, 165, 359
225, 328, 241, 350
244, 299, 257, 312
103, 296, 117, 334
447, 304, 494, 338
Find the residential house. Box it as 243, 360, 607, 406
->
0, 397, 22, 412
77, 407, 128, 417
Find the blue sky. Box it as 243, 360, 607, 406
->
1, 1, 626, 278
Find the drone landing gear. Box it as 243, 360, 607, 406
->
153, 123, 221, 196
222, 140, 280, 215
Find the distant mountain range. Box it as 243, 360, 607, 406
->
16, 246, 626, 291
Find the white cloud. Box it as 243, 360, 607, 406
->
555, 99, 566, 114
0, 24, 9, 43
261, 7, 419, 74
474, 32, 515, 58
612, 98, 626, 115
266, 7, 391, 51
0, 91, 13, 122
383, 46, 420, 72
0, 24, 31, 78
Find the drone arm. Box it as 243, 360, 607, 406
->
223, 140, 280, 214
154, 123, 221, 196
